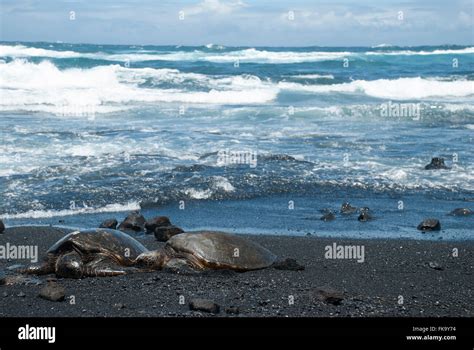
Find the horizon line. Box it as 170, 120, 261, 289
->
1, 40, 473, 49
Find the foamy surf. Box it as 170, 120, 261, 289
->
0, 202, 141, 220
278, 77, 474, 100
2, 44, 473, 64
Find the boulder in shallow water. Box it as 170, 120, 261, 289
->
424, 157, 449, 170
417, 218, 441, 232
118, 211, 146, 232
99, 219, 118, 230
448, 208, 472, 217
358, 208, 373, 222
154, 225, 184, 241
341, 202, 357, 214
320, 211, 336, 221
145, 216, 171, 234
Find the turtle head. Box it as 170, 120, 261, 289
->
55, 252, 83, 279
135, 249, 168, 270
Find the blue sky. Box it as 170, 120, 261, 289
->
0, 0, 473, 46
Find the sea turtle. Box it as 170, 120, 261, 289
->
20, 229, 277, 278
21, 229, 149, 278
135, 231, 277, 272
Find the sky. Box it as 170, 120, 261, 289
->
0, 0, 473, 46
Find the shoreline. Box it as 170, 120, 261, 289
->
0, 226, 472, 317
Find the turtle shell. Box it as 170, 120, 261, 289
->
47, 229, 149, 264
166, 231, 277, 271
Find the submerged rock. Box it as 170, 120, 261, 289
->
424, 157, 449, 170
118, 211, 146, 232
417, 218, 441, 232
273, 258, 305, 271
358, 208, 373, 222
145, 216, 171, 234
320, 211, 336, 221
154, 225, 184, 242
341, 202, 357, 214
99, 219, 118, 230
189, 298, 220, 314
449, 208, 472, 217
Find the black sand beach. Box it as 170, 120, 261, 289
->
0, 226, 472, 317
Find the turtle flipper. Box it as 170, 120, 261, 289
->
18, 262, 54, 275
83, 266, 127, 277
82, 255, 139, 277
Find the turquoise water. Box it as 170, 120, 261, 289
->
0, 42, 473, 239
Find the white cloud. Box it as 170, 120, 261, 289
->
183, 0, 247, 16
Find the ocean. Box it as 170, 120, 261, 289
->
0, 42, 473, 239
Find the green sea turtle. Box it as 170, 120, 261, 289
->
21, 229, 148, 278
20, 229, 277, 278
136, 231, 277, 272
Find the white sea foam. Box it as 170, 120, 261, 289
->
367, 47, 474, 56
0, 45, 85, 59
0, 60, 278, 114
278, 77, 474, 99
0, 45, 351, 63
286, 74, 335, 79
0, 202, 141, 219
1, 59, 472, 115
2, 44, 473, 64
212, 176, 235, 192
184, 188, 213, 199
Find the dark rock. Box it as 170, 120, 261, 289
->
99, 218, 118, 230
358, 208, 373, 222
314, 286, 344, 305
118, 211, 146, 232
189, 299, 220, 314
114, 303, 126, 309
17, 292, 26, 298
154, 225, 184, 242
341, 202, 357, 214
0, 271, 6, 285
272, 258, 305, 271
145, 216, 171, 234
417, 218, 441, 232
39, 281, 65, 302
449, 208, 472, 217
424, 157, 449, 170
320, 211, 336, 221
0, 220, 5, 234
225, 306, 240, 315
428, 262, 443, 271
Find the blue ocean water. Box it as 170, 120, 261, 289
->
0, 42, 473, 239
